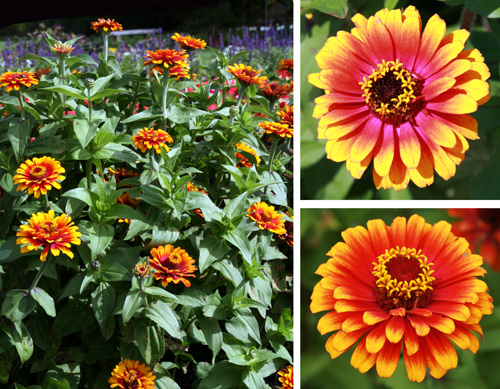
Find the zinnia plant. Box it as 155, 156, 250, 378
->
310, 214, 493, 382
309, 5, 490, 191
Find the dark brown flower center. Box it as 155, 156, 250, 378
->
478, 209, 500, 228
30, 166, 47, 180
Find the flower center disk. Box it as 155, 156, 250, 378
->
30, 166, 47, 180
372, 246, 435, 310
360, 60, 424, 125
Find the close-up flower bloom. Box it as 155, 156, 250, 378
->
13, 156, 65, 198
51, 42, 75, 57
132, 127, 173, 154
309, 6, 490, 191
235, 142, 261, 168
278, 365, 293, 389
259, 121, 293, 138
310, 214, 493, 382
449, 209, 500, 271
149, 244, 197, 288
16, 210, 81, 262
172, 32, 207, 50
276, 58, 293, 79
227, 63, 267, 86
108, 359, 155, 389
247, 201, 286, 235
143, 49, 189, 69
0, 71, 39, 92
91, 18, 123, 34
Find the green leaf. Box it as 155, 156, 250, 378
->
301, 0, 348, 18
471, 139, 500, 198
122, 288, 146, 323
91, 282, 115, 329
223, 229, 252, 265
185, 191, 221, 221
135, 325, 152, 365
1, 289, 36, 322
73, 119, 100, 148
465, 0, 500, 18
198, 361, 244, 389
145, 300, 181, 339
94, 142, 141, 163
41, 377, 71, 389
223, 192, 247, 220
199, 317, 223, 362
166, 105, 208, 124
62, 188, 99, 207
30, 287, 56, 317
225, 310, 261, 345
211, 259, 243, 287
100, 260, 132, 282
8, 119, 31, 163
301, 140, 326, 169
90, 88, 127, 101
122, 107, 162, 123
86, 222, 114, 259
154, 376, 181, 389
53, 301, 93, 336
142, 286, 178, 303
41, 85, 87, 100
25, 136, 67, 156
198, 235, 231, 273
7, 322, 33, 363
242, 370, 267, 389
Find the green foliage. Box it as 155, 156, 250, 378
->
0, 25, 293, 388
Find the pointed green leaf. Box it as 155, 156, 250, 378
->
30, 287, 56, 317
145, 300, 181, 339
122, 288, 146, 323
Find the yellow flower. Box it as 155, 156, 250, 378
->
149, 245, 197, 288
91, 18, 123, 34
108, 359, 155, 389
132, 127, 173, 154
0, 71, 38, 92
235, 142, 261, 168
278, 365, 293, 389
259, 121, 293, 138
172, 33, 207, 50
13, 156, 65, 199
247, 201, 286, 235
227, 63, 267, 86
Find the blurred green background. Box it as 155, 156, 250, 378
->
300, 0, 500, 199
301, 208, 500, 388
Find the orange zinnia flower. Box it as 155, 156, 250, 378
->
16, 210, 81, 262
259, 81, 293, 100
310, 6, 490, 191
91, 18, 123, 34
259, 121, 293, 138
34, 67, 50, 80
109, 359, 155, 389
278, 212, 293, 247
172, 33, 207, 50
227, 63, 267, 86
235, 142, 261, 168
116, 191, 141, 224
51, 43, 74, 58
13, 156, 65, 198
449, 209, 500, 271
311, 214, 493, 382
278, 365, 293, 389
108, 167, 140, 183
276, 59, 293, 79
149, 244, 197, 288
132, 127, 173, 154
0, 71, 38, 92
150, 64, 192, 80
186, 182, 208, 218
247, 201, 286, 235
277, 105, 293, 128
143, 49, 189, 69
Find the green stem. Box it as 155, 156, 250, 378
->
86, 159, 92, 190
161, 72, 169, 131
29, 254, 52, 291
16, 90, 25, 121
103, 34, 109, 63
58, 57, 66, 107
235, 84, 247, 109
87, 88, 92, 124
43, 192, 49, 212
267, 137, 279, 174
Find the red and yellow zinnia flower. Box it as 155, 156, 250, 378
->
449, 209, 500, 272
235, 142, 261, 168
259, 81, 293, 100
13, 156, 65, 199
51, 43, 75, 57
116, 191, 141, 224
0, 71, 39, 92
143, 49, 189, 69
311, 214, 493, 382
309, 6, 490, 191
108, 167, 140, 183
186, 181, 208, 218
91, 18, 123, 34
132, 127, 173, 154
149, 245, 197, 288
278, 365, 293, 389
227, 63, 267, 86
276, 58, 293, 79
172, 32, 207, 50
247, 201, 286, 235
16, 210, 81, 262
259, 121, 293, 138
108, 359, 155, 389
277, 105, 294, 128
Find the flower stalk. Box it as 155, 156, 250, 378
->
161, 72, 169, 131
29, 254, 52, 291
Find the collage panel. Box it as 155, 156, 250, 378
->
301, 208, 500, 388
300, 1, 500, 200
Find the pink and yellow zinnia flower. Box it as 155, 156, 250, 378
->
309, 6, 490, 190
13, 156, 65, 199
311, 214, 493, 382
16, 210, 81, 262
109, 359, 155, 389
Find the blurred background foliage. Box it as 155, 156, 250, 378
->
301, 208, 500, 389
300, 0, 500, 199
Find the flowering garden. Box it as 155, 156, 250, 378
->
0, 17, 293, 388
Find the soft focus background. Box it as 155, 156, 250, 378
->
301, 0, 500, 200
301, 208, 500, 388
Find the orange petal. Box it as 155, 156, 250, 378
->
403, 319, 420, 356
423, 330, 458, 371
386, 316, 405, 343
317, 311, 346, 335
425, 301, 471, 321
363, 310, 391, 325
351, 336, 377, 373
376, 340, 401, 378
403, 344, 426, 382
365, 322, 387, 354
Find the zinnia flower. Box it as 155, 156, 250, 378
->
227, 63, 267, 86
259, 81, 293, 100
132, 127, 173, 154
247, 201, 286, 235
13, 156, 65, 198
51, 43, 74, 58
0, 71, 38, 92
116, 191, 141, 224
309, 6, 490, 191
172, 32, 207, 50
34, 68, 50, 80
186, 182, 208, 218
149, 244, 197, 288
134, 261, 151, 279
277, 105, 294, 128
91, 18, 123, 34
150, 64, 192, 80
278, 365, 293, 389
235, 142, 261, 168
143, 49, 189, 69
276, 59, 293, 79
108, 359, 155, 389
311, 214, 493, 382
16, 210, 81, 262
449, 209, 500, 271
259, 121, 293, 138
278, 212, 294, 247
108, 167, 140, 183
